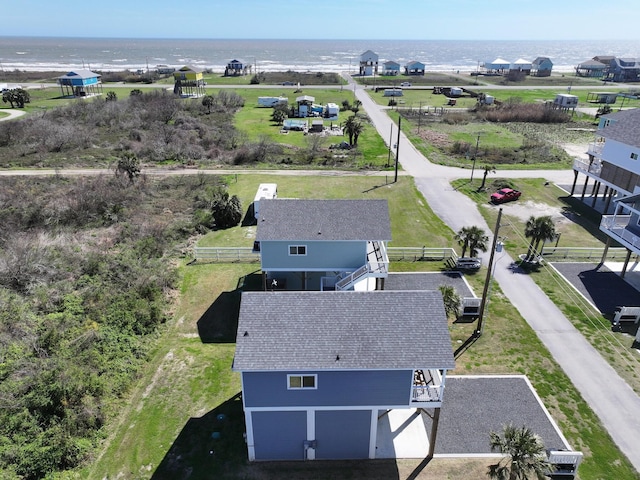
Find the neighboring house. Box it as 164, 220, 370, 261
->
483, 58, 510, 74
404, 60, 425, 76
571, 108, 640, 273
605, 57, 640, 83
575, 58, 608, 78
359, 50, 379, 76
57, 70, 103, 97
173, 65, 206, 97
225, 58, 250, 76
382, 60, 401, 76
233, 290, 455, 461
255, 199, 391, 291
509, 58, 532, 75
531, 57, 553, 77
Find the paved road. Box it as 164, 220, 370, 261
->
345, 73, 640, 472
0, 109, 26, 122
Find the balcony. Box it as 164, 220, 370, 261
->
587, 142, 604, 157
573, 157, 602, 175
600, 215, 640, 252
411, 369, 445, 405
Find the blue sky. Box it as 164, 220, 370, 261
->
4, 0, 640, 40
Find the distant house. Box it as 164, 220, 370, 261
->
483, 58, 510, 75
225, 59, 250, 76
404, 60, 425, 76
155, 64, 175, 75
57, 70, 103, 97
255, 199, 391, 291
359, 50, 379, 76
575, 58, 608, 78
531, 57, 553, 77
173, 65, 206, 97
605, 57, 640, 83
233, 289, 455, 461
510, 58, 532, 75
382, 60, 401, 76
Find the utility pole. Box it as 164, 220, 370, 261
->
387, 124, 393, 167
475, 208, 502, 337
394, 117, 401, 182
471, 134, 480, 181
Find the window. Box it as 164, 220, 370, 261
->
631, 153, 638, 160
287, 374, 317, 390
289, 245, 307, 256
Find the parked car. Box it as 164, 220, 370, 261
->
490, 188, 522, 204
455, 257, 481, 270
400, 82, 412, 87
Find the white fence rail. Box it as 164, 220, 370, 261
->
540, 246, 629, 261
193, 246, 629, 263
193, 246, 458, 263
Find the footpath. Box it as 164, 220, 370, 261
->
346, 74, 640, 472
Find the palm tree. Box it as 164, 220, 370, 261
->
524, 216, 556, 262
439, 284, 461, 319
202, 94, 214, 114
487, 424, 551, 480
455, 226, 488, 258
479, 165, 496, 191
343, 115, 363, 147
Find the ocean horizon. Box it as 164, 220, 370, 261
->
1, 37, 639, 74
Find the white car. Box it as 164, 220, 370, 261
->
400, 82, 412, 87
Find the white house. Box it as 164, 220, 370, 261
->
359, 50, 379, 76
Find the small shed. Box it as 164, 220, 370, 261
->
531, 57, 553, 77
405, 60, 425, 76
57, 70, 103, 97
382, 60, 401, 76
310, 118, 324, 133
383, 88, 403, 97
552, 94, 578, 111
587, 92, 618, 104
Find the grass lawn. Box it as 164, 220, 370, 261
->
198, 175, 454, 249
85, 174, 640, 480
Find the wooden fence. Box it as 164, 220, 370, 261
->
193, 246, 458, 263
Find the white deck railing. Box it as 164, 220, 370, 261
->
411, 385, 443, 403
541, 246, 629, 261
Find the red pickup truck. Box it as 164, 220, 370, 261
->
490, 188, 521, 204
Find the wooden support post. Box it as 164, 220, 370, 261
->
600, 237, 612, 265
427, 408, 441, 459
580, 176, 589, 200
570, 170, 578, 195
622, 249, 632, 278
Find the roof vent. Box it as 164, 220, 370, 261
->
243, 331, 249, 337
335, 355, 340, 361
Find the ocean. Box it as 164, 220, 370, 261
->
0, 37, 639, 74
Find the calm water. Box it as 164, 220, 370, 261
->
0, 37, 639, 73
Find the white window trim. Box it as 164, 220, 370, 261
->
287, 374, 317, 390
288, 245, 307, 256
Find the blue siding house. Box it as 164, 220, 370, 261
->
233, 290, 455, 461
382, 60, 401, 76
256, 199, 391, 291
531, 57, 553, 77
404, 60, 425, 76
57, 69, 103, 97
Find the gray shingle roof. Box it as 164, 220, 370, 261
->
256, 199, 392, 241
233, 290, 455, 371
601, 108, 640, 148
